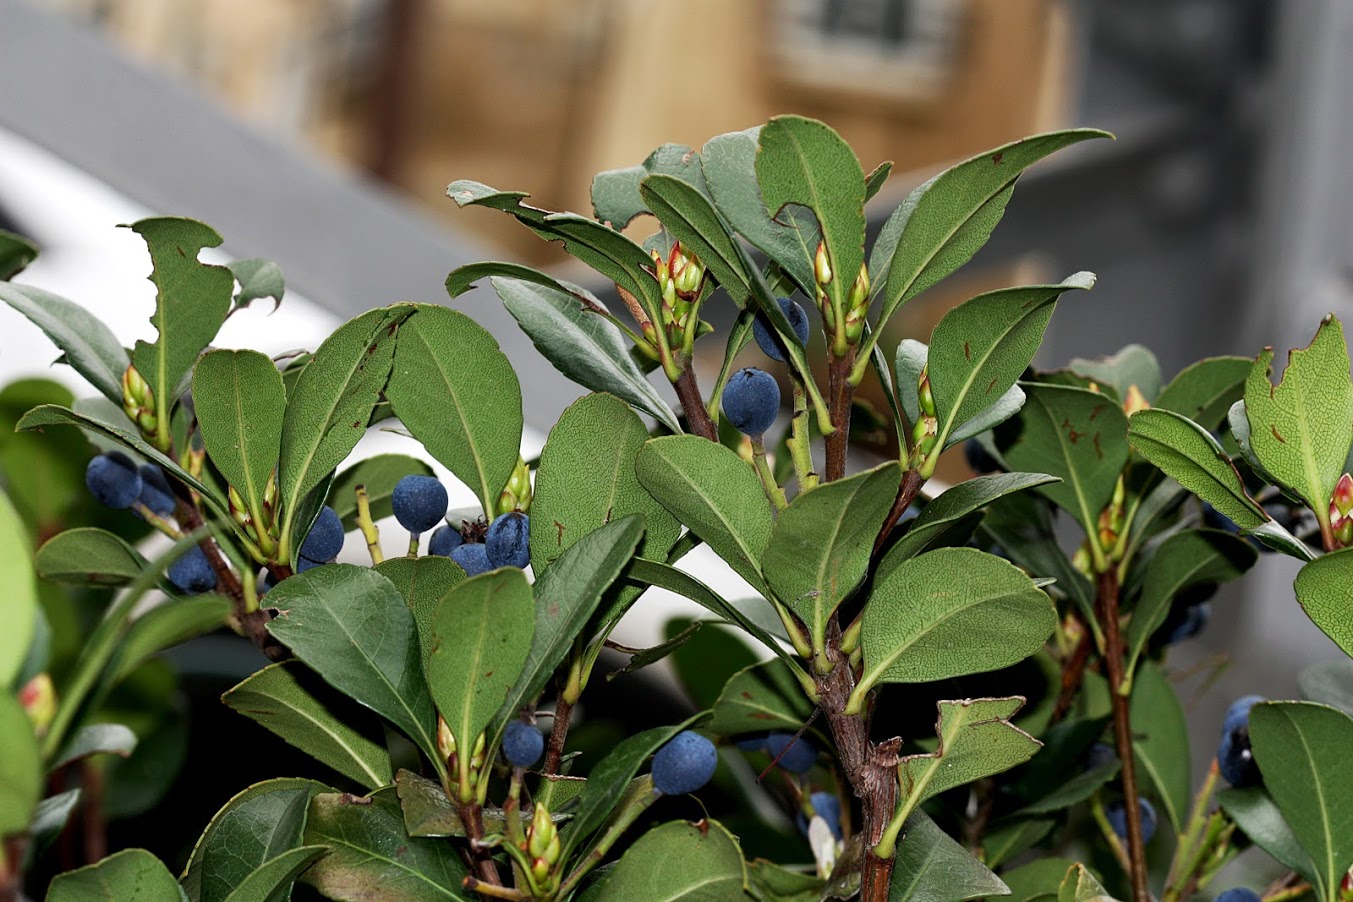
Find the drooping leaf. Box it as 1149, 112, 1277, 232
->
0, 282, 130, 404
708, 659, 815, 737
1299, 659, 1353, 717
199, 786, 312, 902
223, 661, 393, 791
592, 142, 708, 229
1018, 760, 1121, 815
1066, 345, 1162, 403
0, 228, 38, 277
329, 453, 435, 531
641, 173, 752, 306
1294, 549, 1353, 660
1127, 408, 1266, 529
50, 723, 137, 772
30, 789, 81, 848
764, 462, 900, 651
226, 258, 285, 313
265, 565, 440, 771
981, 819, 1057, 871
0, 490, 38, 688
1127, 661, 1190, 833
112, 595, 230, 684
223, 846, 328, 902
35, 527, 147, 586
1056, 862, 1116, 902
947, 384, 1027, 450
591, 819, 747, 902
193, 350, 285, 524
888, 810, 1009, 902
667, 618, 759, 711
1219, 787, 1316, 883
447, 261, 602, 307
0, 692, 40, 836
48, 848, 187, 902
1154, 356, 1251, 430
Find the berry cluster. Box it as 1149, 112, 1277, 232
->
392, 475, 531, 576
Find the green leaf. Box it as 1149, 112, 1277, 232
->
1000, 858, 1084, 902
1219, 787, 1317, 883
757, 115, 865, 315
226, 258, 285, 313
0, 282, 130, 404
31, 789, 81, 848
200, 786, 312, 902
278, 305, 413, 557
35, 527, 147, 586
1056, 863, 1116, 902
764, 462, 900, 651
265, 565, 440, 771
1249, 701, 1353, 902
978, 486, 1094, 618
223, 661, 393, 791
386, 305, 523, 516
1299, 659, 1353, 717
1067, 345, 1162, 403
0, 228, 38, 278
392, 770, 517, 838
640, 174, 752, 305
329, 454, 435, 531
708, 659, 815, 736
1127, 408, 1266, 529
0, 691, 40, 835
947, 384, 1027, 450
1003, 384, 1130, 540
1127, 661, 1190, 833
223, 846, 327, 902
635, 435, 773, 593
1245, 317, 1353, 518
592, 143, 708, 229
930, 275, 1095, 449
889, 810, 1009, 902
193, 350, 285, 523
668, 619, 759, 711
591, 819, 747, 902
981, 819, 1056, 870
51, 723, 137, 772
486, 277, 681, 433
531, 393, 680, 571
113, 596, 230, 684
1018, 760, 1121, 815
301, 789, 471, 901
1123, 530, 1257, 682
0, 489, 38, 688
746, 859, 824, 902
895, 697, 1041, 827
427, 568, 534, 754
48, 848, 187, 902
1154, 356, 1251, 430
447, 261, 602, 306
374, 556, 465, 667
857, 548, 1056, 699
1294, 549, 1353, 659
127, 218, 234, 425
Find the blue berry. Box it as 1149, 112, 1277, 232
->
651, 730, 717, 795
1084, 742, 1116, 771
451, 543, 492, 577
963, 438, 1002, 474
485, 512, 530, 569
753, 297, 810, 362
765, 732, 816, 774
167, 545, 217, 595
502, 720, 545, 768
1107, 798, 1157, 844
300, 506, 344, 562
85, 452, 143, 509
137, 464, 176, 516
736, 736, 769, 754
1215, 889, 1262, 902
391, 475, 448, 534
722, 368, 780, 436
1218, 696, 1265, 788
1223, 695, 1265, 734
296, 555, 325, 573
807, 791, 843, 842
429, 525, 464, 557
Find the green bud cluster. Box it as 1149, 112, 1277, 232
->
910, 368, 939, 472
121, 364, 159, 443
497, 454, 533, 516
652, 242, 707, 349
525, 802, 561, 891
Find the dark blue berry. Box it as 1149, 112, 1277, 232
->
807, 791, 843, 842
1215, 889, 1262, 902
137, 464, 176, 516
765, 732, 816, 774
296, 556, 325, 573
1223, 695, 1265, 734
485, 512, 530, 569
86, 452, 143, 509
1084, 742, 1116, 771
300, 506, 344, 562
736, 736, 769, 753
753, 297, 810, 362
651, 730, 717, 795
1163, 601, 1212, 645
1218, 695, 1265, 788
502, 720, 544, 768
391, 475, 448, 534
722, 368, 780, 436
1107, 798, 1157, 844
963, 438, 1002, 474
451, 543, 492, 577
167, 545, 217, 595
429, 525, 464, 557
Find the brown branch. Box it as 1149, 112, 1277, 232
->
542, 698, 574, 777
872, 469, 925, 557
673, 364, 717, 441
1050, 628, 1094, 726
0, 835, 28, 902
80, 761, 106, 864
456, 799, 503, 887
824, 349, 858, 482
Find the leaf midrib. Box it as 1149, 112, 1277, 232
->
309, 830, 458, 898
234, 687, 387, 788
407, 323, 492, 514
652, 447, 766, 584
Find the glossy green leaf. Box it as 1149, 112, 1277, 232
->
1294, 549, 1353, 659
1066, 345, 1161, 403
35, 527, 147, 586
223, 846, 327, 902
1056, 863, 1115, 902
193, 349, 285, 522
930, 274, 1095, 448
1018, 760, 1121, 815
374, 556, 464, 666
1000, 858, 1083, 902
1245, 317, 1353, 516
591, 818, 747, 902
635, 435, 773, 593
606, 621, 702, 682
48, 848, 187, 902
1123, 529, 1256, 682
1219, 787, 1316, 882
858, 548, 1056, 698
50, 723, 137, 772
1299, 659, 1353, 717
329, 453, 434, 531
0, 490, 37, 687
427, 568, 533, 754
392, 770, 516, 838
765, 462, 900, 651
0, 692, 39, 835
223, 660, 393, 791
226, 258, 285, 313
447, 261, 602, 307
200, 786, 311, 902
0, 228, 38, 277
487, 277, 681, 433
113, 595, 230, 684
889, 811, 1009, 902
1154, 356, 1251, 430
708, 659, 815, 736
1128, 408, 1266, 529
1003, 384, 1130, 539
278, 305, 413, 556
981, 819, 1056, 871
0, 282, 130, 404
31, 788, 81, 848
592, 143, 708, 229
947, 384, 1027, 450
1127, 661, 1190, 833
301, 789, 470, 901
746, 859, 824, 902
1249, 701, 1353, 902
640, 173, 752, 305
265, 565, 440, 770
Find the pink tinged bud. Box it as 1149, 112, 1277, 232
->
1331, 473, 1353, 520
814, 242, 833, 287
1123, 384, 1150, 415
20, 673, 56, 735
437, 716, 456, 761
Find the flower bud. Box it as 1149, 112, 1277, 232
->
527, 802, 557, 861
918, 369, 936, 417
1123, 384, 1150, 415
497, 455, 533, 515
814, 242, 833, 287
651, 248, 670, 295
19, 673, 56, 736
437, 715, 456, 762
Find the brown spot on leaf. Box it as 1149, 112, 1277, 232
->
741, 691, 754, 700
992, 152, 1005, 165
964, 341, 971, 361
1092, 433, 1104, 460
554, 520, 565, 545
1271, 425, 1286, 444
176, 246, 187, 257
338, 793, 372, 806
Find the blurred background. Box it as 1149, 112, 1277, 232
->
2, 0, 1352, 885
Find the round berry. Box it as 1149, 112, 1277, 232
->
167, 545, 217, 595
807, 791, 843, 842
1084, 742, 1116, 771
391, 475, 448, 534
1223, 695, 1265, 734
753, 297, 810, 362
502, 720, 545, 768
736, 735, 769, 754
722, 368, 780, 436
1107, 797, 1157, 844
300, 506, 344, 562
1218, 698, 1265, 789
85, 452, 143, 509
137, 464, 176, 516
963, 438, 1003, 475
651, 730, 717, 795
765, 732, 816, 774
429, 525, 464, 557
485, 512, 530, 569
1215, 889, 1261, 902
451, 543, 492, 577
296, 555, 325, 573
